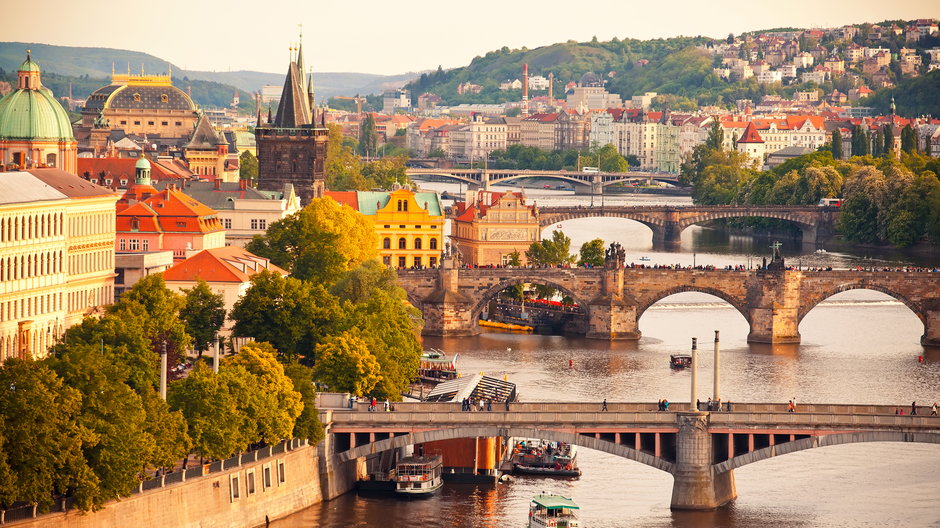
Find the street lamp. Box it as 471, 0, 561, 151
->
159, 340, 168, 401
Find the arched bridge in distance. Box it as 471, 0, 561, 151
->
535, 204, 840, 245
396, 266, 940, 346
321, 402, 940, 510
406, 167, 680, 194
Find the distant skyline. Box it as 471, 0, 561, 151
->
2, 0, 939, 75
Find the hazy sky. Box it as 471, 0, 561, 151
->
2, 0, 939, 75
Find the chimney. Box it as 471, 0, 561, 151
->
548, 72, 554, 103
214, 178, 222, 190
522, 63, 529, 117
239, 179, 248, 190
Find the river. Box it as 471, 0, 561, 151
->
274, 185, 940, 527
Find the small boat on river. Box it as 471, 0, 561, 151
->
394, 455, 443, 496
512, 440, 581, 477
528, 494, 581, 528
419, 349, 458, 382
670, 353, 692, 369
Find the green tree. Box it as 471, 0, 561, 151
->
230, 271, 345, 363
596, 143, 628, 172
179, 279, 226, 356
506, 250, 522, 266
331, 259, 400, 304
325, 123, 368, 191
883, 125, 895, 156
900, 124, 917, 154
578, 238, 606, 267
831, 128, 843, 160
168, 363, 251, 460
239, 150, 258, 182
224, 343, 303, 443
851, 125, 870, 157
313, 331, 382, 396
358, 114, 378, 157
705, 120, 725, 151
0, 359, 96, 511
283, 363, 325, 444
361, 156, 410, 189
526, 230, 575, 266
246, 198, 378, 283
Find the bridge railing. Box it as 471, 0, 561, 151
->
341, 401, 919, 415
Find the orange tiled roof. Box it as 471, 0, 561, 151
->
117, 186, 223, 234
325, 191, 359, 210
78, 157, 183, 184
738, 122, 764, 144
163, 246, 287, 283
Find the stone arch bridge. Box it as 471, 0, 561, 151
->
319, 402, 940, 510
396, 266, 940, 346
536, 205, 839, 245
407, 167, 679, 194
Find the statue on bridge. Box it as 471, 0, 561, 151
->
604, 242, 626, 269
766, 241, 786, 271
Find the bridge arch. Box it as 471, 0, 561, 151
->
636, 286, 751, 324
715, 431, 940, 473
469, 277, 588, 322
333, 425, 675, 474
797, 283, 924, 325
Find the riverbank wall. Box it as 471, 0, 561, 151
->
4, 441, 322, 528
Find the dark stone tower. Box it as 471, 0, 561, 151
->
255, 41, 328, 205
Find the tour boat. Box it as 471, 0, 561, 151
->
528, 494, 581, 528
512, 440, 581, 477
418, 349, 458, 383
670, 354, 692, 369
394, 455, 443, 496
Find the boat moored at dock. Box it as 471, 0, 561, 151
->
394, 455, 443, 496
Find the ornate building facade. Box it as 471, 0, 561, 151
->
0, 169, 118, 363
255, 43, 329, 204
450, 190, 540, 266
0, 53, 77, 174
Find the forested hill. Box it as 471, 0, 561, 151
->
0, 42, 417, 108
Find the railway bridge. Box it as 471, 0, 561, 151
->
319, 401, 940, 510
396, 260, 940, 346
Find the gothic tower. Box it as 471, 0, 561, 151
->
255, 38, 328, 204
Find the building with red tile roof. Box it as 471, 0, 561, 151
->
450, 190, 539, 266
115, 158, 225, 261
163, 246, 287, 334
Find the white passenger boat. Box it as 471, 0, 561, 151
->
528, 493, 581, 527
394, 455, 443, 496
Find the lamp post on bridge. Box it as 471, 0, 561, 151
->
713, 331, 720, 404
690, 337, 698, 411
159, 340, 168, 401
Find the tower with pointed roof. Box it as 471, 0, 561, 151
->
0, 51, 78, 174
255, 37, 329, 204
736, 121, 766, 166
184, 112, 231, 180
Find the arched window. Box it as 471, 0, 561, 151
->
430, 238, 438, 250
414, 238, 422, 250
133, 93, 141, 102
46, 153, 56, 167
397, 200, 403, 212
398, 238, 407, 249
383, 237, 391, 249
161, 94, 169, 103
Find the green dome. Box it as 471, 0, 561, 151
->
18, 57, 40, 73
135, 157, 152, 170
0, 88, 75, 141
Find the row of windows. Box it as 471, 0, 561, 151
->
382, 225, 439, 229
69, 212, 113, 238
119, 239, 149, 252
0, 212, 64, 243
119, 120, 183, 127
250, 219, 267, 230
383, 237, 438, 250
0, 251, 64, 282
230, 459, 287, 502
382, 255, 438, 268
0, 292, 62, 322
0, 324, 58, 364
67, 285, 112, 314
69, 249, 114, 276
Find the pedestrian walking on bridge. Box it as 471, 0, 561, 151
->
602, 399, 608, 411
787, 400, 795, 413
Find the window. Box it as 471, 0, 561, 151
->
430, 238, 438, 250
119, 239, 127, 251
133, 93, 141, 102
120, 179, 128, 187
175, 121, 182, 126
133, 121, 140, 126
429, 256, 437, 267
250, 219, 267, 230
129, 240, 140, 251
398, 257, 406, 268
415, 225, 422, 229
263, 465, 273, 489
414, 257, 422, 267
230, 474, 240, 501
142, 240, 149, 251
161, 121, 168, 126
414, 238, 422, 250
246, 469, 256, 495
222, 218, 232, 229
398, 238, 406, 249
148, 121, 155, 126
383, 225, 390, 229
160, 94, 169, 103
277, 460, 286, 485
383, 238, 391, 249
120, 120, 127, 125
383, 255, 391, 266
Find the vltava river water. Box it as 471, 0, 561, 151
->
275, 186, 940, 527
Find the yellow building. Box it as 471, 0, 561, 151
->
450, 190, 540, 266
326, 187, 444, 268
0, 169, 118, 363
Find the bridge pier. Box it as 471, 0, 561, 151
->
650, 223, 682, 247
586, 267, 641, 340
746, 270, 801, 344
671, 412, 737, 510
922, 301, 940, 347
